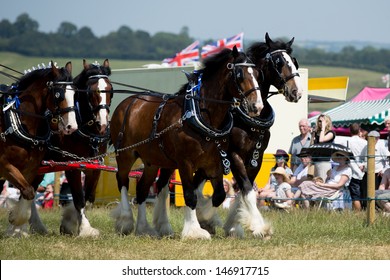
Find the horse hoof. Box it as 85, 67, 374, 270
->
199, 222, 216, 235
7, 224, 29, 238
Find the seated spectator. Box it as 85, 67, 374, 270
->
289, 148, 314, 192
35, 173, 55, 209
269, 167, 294, 209
294, 151, 352, 209
222, 178, 235, 209
258, 149, 293, 207
375, 165, 390, 217
42, 184, 54, 209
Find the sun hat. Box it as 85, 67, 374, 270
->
331, 151, 351, 161
367, 130, 380, 137
273, 149, 289, 161
270, 167, 289, 182
297, 148, 311, 158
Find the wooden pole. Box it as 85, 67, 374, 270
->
366, 136, 376, 225
53, 172, 61, 208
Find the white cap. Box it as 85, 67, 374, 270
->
367, 130, 380, 137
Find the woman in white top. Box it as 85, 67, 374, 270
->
294, 151, 352, 209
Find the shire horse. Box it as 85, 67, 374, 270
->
110, 46, 263, 239
29, 59, 112, 236
0, 62, 77, 236
196, 33, 302, 238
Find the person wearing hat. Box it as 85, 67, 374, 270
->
258, 149, 293, 207
269, 167, 294, 209
360, 130, 390, 193
289, 148, 313, 191
294, 151, 352, 209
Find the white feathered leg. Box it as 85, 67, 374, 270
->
60, 202, 80, 235
181, 206, 211, 240
153, 186, 174, 237
135, 202, 158, 236
29, 199, 48, 235
195, 182, 221, 235
111, 186, 134, 235
7, 198, 32, 237
223, 193, 244, 238
78, 208, 99, 237
237, 189, 272, 239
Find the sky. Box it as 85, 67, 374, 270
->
1, 0, 390, 45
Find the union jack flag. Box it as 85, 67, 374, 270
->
201, 32, 244, 59
162, 41, 200, 66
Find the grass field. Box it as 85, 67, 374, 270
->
1, 205, 389, 260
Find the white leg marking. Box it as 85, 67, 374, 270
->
111, 186, 134, 235
153, 186, 174, 237
181, 206, 211, 240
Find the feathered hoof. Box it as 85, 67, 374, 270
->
135, 226, 159, 237
79, 226, 100, 237
181, 227, 211, 240
225, 225, 245, 238
6, 224, 29, 238
199, 221, 216, 235
252, 223, 273, 240
115, 219, 134, 235
156, 224, 174, 238
29, 224, 49, 235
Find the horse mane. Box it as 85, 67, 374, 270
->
73, 63, 111, 87
201, 48, 234, 82
18, 66, 72, 91
246, 39, 293, 61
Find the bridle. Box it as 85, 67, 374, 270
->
264, 49, 300, 97
228, 61, 261, 98
46, 81, 76, 127
87, 74, 113, 113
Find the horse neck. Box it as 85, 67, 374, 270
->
200, 85, 231, 129
18, 83, 48, 134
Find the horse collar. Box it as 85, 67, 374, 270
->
183, 75, 233, 140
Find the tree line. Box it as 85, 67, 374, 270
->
1, 13, 390, 73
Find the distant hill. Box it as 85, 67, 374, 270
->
295, 40, 390, 52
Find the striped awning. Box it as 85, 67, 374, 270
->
309, 99, 390, 127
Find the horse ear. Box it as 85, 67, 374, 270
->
103, 59, 110, 68
265, 32, 273, 46
65, 61, 72, 75
83, 59, 88, 70
51, 60, 60, 76
232, 45, 239, 57
287, 37, 295, 48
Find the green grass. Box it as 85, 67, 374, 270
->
1, 206, 389, 260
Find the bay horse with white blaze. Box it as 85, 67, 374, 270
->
29, 59, 112, 236
0, 62, 77, 236
110, 46, 263, 239
195, 33, 302, 238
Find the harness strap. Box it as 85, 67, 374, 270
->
150, 95, 169, 140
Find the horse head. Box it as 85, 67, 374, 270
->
202, 46, 263, 118
18, 61, 78, 135
74, 59, 112, 135
248, 33, 302, 103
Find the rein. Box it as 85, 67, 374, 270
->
264, 49, 300, 99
